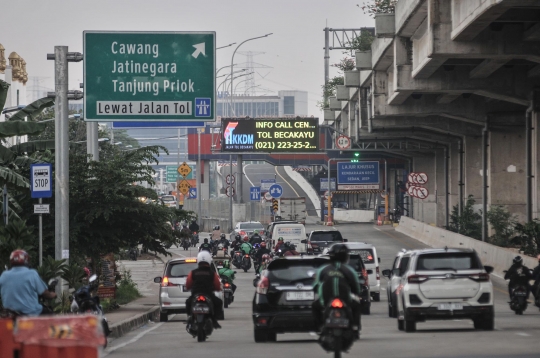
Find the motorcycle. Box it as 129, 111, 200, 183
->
191, 232, 200, 247
181, 239, 190, 251
70, 274, 111, 347
241, 254, 252, 272
220, 276, 235, 308
187, 294, 214, 342
232, 251, 243, 269
128, 247, 138, 261
509, 284, 529, 314
318, 297, 356, 358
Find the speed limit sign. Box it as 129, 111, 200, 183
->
336, 135, 351, 150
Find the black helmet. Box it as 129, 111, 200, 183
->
235, 234, 241, 240
513, 256, 523, 265
328, 244, 349, 263
220, 233, 226, 239
204, 238, 209, 243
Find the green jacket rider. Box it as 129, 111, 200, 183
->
218, 261, 236, 283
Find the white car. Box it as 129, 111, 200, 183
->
160, 195, 177, 208
231, 221, 265, 240
382, 249, 411, 318
395, 248, 494, 332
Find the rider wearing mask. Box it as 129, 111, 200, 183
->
199, 238, 213, 253
274, 237, 285, 253
249, 230, 263, 246
312, 244, 362, 338
185, 251, 223, 329
504, 256, 533, 298
0, 250, 57, 316
218, 260, 237, 293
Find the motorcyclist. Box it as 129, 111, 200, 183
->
0, 250, 57, 316
281, 242, 300, 256
257, 253, 272, 274
185, 251, 223, 329
218, 234, 230, 250
274, 237, 285, 253
188, 219, 200, 234
249, 230, 263, 246
214, 244, 229, 258
218, 260, 237, 293
313, 244, 362, 338
240, 237, 253, 256
504, 256, 533, 298
231, 234, 243, 253
254, 242, 271, 265
199, 238, 213, 253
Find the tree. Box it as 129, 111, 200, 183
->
358, 0, 397, 17
486, 206, 516, 247
448, 195, 482, 240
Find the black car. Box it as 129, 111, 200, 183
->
306, 230, 346, 254
252, 256, 329, 342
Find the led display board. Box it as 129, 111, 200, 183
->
221, 118, 319, 152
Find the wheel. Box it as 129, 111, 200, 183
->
197, 327, 206, 342
478, 314, 494, 331
361, 305, 370, 315
397, 319, 404, 331
372, 292, 380, 302
159, 312, 169, 322
254, 329, 268, 342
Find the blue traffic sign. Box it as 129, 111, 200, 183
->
337, 161, 380, 189
268, 184, 283, 198
30, 163, 53, 198
188, 188, 197, 199
250, 187, 261, 201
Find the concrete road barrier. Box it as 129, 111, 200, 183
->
396, 216, 537, 278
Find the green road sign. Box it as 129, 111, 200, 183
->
84, 31, 215, 122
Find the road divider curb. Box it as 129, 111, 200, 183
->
109, 306, 160, 339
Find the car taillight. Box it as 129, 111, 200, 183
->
330, 298, 344, 308
469, 273, 490, 282
161, 276, 175, 287
376, 267, 380, 281
408, 275, 429, 284
239, 231, 246, 236
256, 276, 269, 295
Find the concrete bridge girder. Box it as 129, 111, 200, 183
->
368, 116, 482, 137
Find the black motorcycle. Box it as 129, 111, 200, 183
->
232, 250, 243, 269
187, 294, 214, 342
509, 284, 529, 314
241, 253, 252, 272
181, 239, 190, 250
318, 297, 356, 358
191, 233, 199, 247
220, 276, 234, 308
70, 274, 111, 347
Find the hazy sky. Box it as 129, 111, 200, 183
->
1, 0, 374, 117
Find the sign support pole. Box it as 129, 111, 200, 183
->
237, 154, 243, 203
229, 155, 233, 231
176, 129, 180, 209
39, 198, 42, 267
197, 130, 202, 220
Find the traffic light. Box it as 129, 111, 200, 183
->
272, 198, 279, 214
351, 152, 360, 163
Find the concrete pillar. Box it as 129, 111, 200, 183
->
449, 141, 460, 215
534, 103, 540, 219
464, 135, 483, 201
435, 149, 446, 226
412, 154, 437, 224
201, 160, 210, 200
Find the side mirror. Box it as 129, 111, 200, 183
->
484, 265, 494, 274
378, 257, 381, 263
382, 269, 391, 278
89, 274, 97, 283
301, 239, 307, 244
306, 233, 309, 238
392, 268, 401, 277
367, 269, 373, 275
343, 239, 348, 242
154, 277, 162, 283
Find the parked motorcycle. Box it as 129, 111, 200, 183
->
70, 274, 111, 347
241, 254, 252, 272
318, 297, 356, 358
187, 294, 214, 342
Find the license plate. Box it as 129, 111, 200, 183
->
286, 291, 314, 301
514, 291, 527, 296
325, 317, 349, 328
437, 303, 463, 310
217, 265, 223, 269
192, 306, 210, 313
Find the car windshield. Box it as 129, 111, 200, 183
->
349, 249, 375, 264
162, 195, 175, 202
240, 223, 264, 230
167, 262, 216, 277
267, 258, 328, 285
310, 232, 343, 242
416, 253, 482, 271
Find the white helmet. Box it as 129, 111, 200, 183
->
197, 251, 212, 265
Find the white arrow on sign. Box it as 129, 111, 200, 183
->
192, 43, 206, 58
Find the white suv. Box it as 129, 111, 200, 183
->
395, 248, 494, 332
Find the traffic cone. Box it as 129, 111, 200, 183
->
377, 215, 383, 226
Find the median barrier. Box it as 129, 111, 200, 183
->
0, 319, 21, 358
333, 209, 374, 223
396, 216, 537, 277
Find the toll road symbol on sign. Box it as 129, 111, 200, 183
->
250, 187, 261, 201
30, 163, 52, 198
269, 184, 283, 198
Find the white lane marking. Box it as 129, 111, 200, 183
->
243, 164, 255, 187
103, 315, 173, 356
275, 166, 300, 197
516, 332, 531, 337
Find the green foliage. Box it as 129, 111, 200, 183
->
0, 220, 37, 272
513, 220, 540, 256
62, 260, 87, 290
486, 206, 517, 247
116, 268, 142, 305
448, 195, 482, 240
345, 29, 375, 54
8, 98, 55, 122
36, 256, 66, 283
358, 0, 397, 17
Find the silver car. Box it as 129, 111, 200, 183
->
154, 257, 223, 322
382, 249, 411, 318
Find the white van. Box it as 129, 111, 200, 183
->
272, 224, 307, 253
